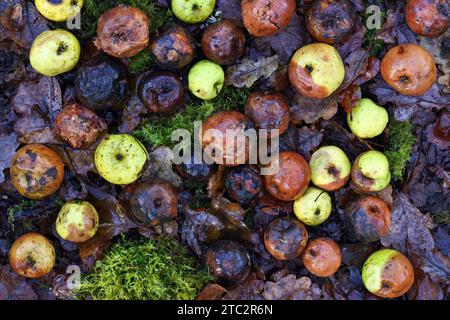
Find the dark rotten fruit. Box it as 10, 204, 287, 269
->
405, 0, 449, 37
138, 71, 185, 115
75, 55, 128, 111
264, 151, 310, 201
10, 144, 64, 200
433, 111, 450, 142
345, 196, 391, 243
380, 43, 437, 96
224, 165, 262, 206
305, 0, 355, 44
264, 217, 308, 260
201, 20, 245, 65
241, 0, 296, 37
95, 6, 149, 58
150, 26, 195, 70
244, 92, 290, 139
54, 103, 106, 149
8, 233, 55, 278
130, 182, 178, 226
302, 237, 341, 277
176, 152, 216, 182
205, 240, 250, 286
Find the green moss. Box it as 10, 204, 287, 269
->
128, 50, 153, 75
134, 86, 250, 148
7, 200, 36, 231
362, 7, 387, 57
384, 120, 416, 182
432, 210, 450, 225
76, 237, 212, 300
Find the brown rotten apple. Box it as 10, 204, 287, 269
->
95, 6, 149, 58
405, 0, 449, 37
380, 43, 437, 96
305, 0, 355, 44
302, 237, 341, 277
241, 0, 296, 37
224, 165, 262, 206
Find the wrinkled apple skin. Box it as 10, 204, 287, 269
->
293, 187, 332, 226
171, 0, 216, 24
362, 249, 414, 298
56, 200, 99, 243
30, 30, 80, 77
94, 134, 148, 185
347, 98, 389, 139
188, 60, 224, 100
35, 0, 83, 22
289, 43, 345, 99
8, 233, 55, 278
309, 146, 351, 191
352, 151, 391, 192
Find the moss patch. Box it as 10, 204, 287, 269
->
77, 237, 212, 300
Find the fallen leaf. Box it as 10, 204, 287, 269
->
197, 284, 228, 300
0, 265, 38, 300
140, 146, 182, 188
226, 55, 279, 88
0, 131, 19, 183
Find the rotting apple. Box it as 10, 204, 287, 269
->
241, 0, 296, 37
201, 20, 246, 65
289, 43, 345, 99
305, 0, 355, 44
224, 165, 262, 206
362, 249, 415, 298
347, 98, 389, 139
10, 144, 64, 200
30, 29, 80, 77
345, 195, 391, 243
95, 6, 149, 58
8, 233, 55, 278
380, 43, 437, 96
188, 60, 225, 100
264, 217, 308, 260
176, 152, 216, 182
56, 200, 99, 243
302, 237, 341, 277
293, 186, 332, 226
309, 146, 351, 191
171, 0, 216, 24
405, 0, 449, 37
35, 0, 83, 22
264, 151, 311, 201
94, 134, 148, 185
351, 150, 391, 192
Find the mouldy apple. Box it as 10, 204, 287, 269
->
188, 60, 224, 100
351, 150, 391, 192
9, 233, 55, 278
405, 0, 449, 37
94, 134, 148, 185
224, 165, 262, 206
56, 200, 99, 243
293, 186, 332, 226
347, 98, 389, 139
362, 249, 414, 298
309, 146, 351, 191
30, 29, 80, 77
10, 144, 65, 200
35, 0, 83, 22
171, 0, 216, 24
289, 43, 345, 99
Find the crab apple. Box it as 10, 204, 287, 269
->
302, 237, 342, 277
351, 150, 391, 192
56, 200, 99, 243
293, 187, 332, 226
405, 0, 449, 37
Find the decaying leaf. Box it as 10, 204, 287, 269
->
226, 55, 279, 88
0, 265, 38, 300
0, 131, 19, 183
140, 146, 182, 188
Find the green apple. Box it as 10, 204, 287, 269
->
293, 187, 332, 226
309, 146, 351, 191
171, 0, 216, 24
351, 150, 391, 192
35, 0, 83, 22
94, 134, 148, 185
56, 200, 99, 243
347, 98, 389, 139
289, 43, 345, 99
30, 29, 80, 76
188, 60, 224, 100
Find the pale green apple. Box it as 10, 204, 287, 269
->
171, 0, 216, 24
347, 98, 389, 139
30, 29, 80, 76
362, 249, 398, 295
289, 43, 345, 99
35, 0, 83, 22
352, 150, 391, 192
309, 146, 351, 191
56, 200, 99, 243
94, 134, 148, 185
293, 187, 332, 226
188, 60, 224, 100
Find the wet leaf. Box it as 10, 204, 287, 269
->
0, 265, 38, 300
140, 146, 182, 188
118, 95, 147, 134
216, 0, 243, 27
226, 55, 279, 88
262, 273, 322, 300
197, 284, 228, 300
0, 131, 19, 183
